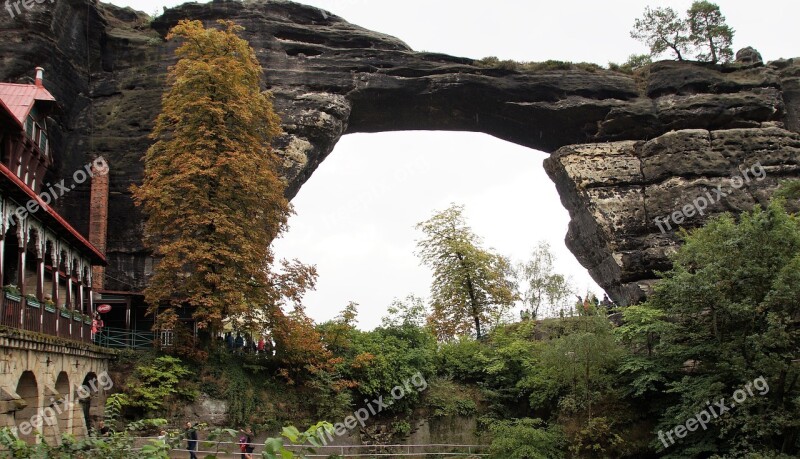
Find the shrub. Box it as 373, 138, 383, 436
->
121, 355, 198, 413
474, 57, 603, 73
488, 418, 566, 459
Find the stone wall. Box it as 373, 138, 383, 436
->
0, 328, 113, 444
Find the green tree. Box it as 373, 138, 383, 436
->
416, 204, 517, 340
318, 301, 359, 355
687, 1, 734, 63
517, 241, 574, 319
345, 326, 436, 411
381, 295, 428, 329
630, 6, 690, 61
132, 20, 288, 333
541, 314, 622, 420
633, 200, 800, 457
609, 54, 653, 74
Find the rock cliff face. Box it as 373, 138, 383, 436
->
1, 0, 798, 302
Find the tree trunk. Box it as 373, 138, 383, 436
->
456, 252, 483, 340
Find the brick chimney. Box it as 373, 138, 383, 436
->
89, 162, 109, 290
34, 67, 44, 87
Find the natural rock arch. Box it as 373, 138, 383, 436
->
0, 0, 798, 304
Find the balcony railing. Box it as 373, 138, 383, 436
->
0, 292, 93, 343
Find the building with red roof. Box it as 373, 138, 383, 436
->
0, 68, 106, 343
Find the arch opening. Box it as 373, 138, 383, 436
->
54, 372, 71, 437
78, 372, 101, 436
273, 131, 601, 329
14, 371, 39, 444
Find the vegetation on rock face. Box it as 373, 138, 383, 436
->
631, 1, 734, 64
607, 54, 653, 75
473, 57, 605, 73
115, 355, 197, 413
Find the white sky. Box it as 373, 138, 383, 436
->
106, 0, 799, 329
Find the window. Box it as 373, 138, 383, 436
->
25, 116, 34, 138
160, 330, 174, 347
38, 130, 47, 155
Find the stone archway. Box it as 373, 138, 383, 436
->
54, 372, 71, 438
76, 372, 100, 437
14, 371, 38, 444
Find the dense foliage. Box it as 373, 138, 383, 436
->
620, 199, 800, 457
101, 192, 800, 458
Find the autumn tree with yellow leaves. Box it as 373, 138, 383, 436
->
416, 204, 517, 341
133, 20, 297, 335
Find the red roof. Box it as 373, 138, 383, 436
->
0, 82, 56, 125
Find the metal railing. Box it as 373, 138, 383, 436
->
0, 296, 22, 328
94, 326, 156, 350
127, 438, 489, 458
22, 303, 40, 332
42, 307, 57, 335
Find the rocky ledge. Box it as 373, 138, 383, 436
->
0, 0, 798, 302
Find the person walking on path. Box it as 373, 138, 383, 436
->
185, 421, 198, 459
239, 427, 255, 459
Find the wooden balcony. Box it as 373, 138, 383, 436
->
0, 292, 93, 343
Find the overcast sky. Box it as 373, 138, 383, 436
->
106, 0, 799, 330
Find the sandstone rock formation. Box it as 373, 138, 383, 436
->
1, 0, 798, 303
544, 127, 800, 303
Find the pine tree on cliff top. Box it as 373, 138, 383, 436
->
133, 20, 289, 332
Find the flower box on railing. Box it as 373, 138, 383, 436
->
26, 297, 40, 308
4, 292, 21, 302
44, 305, 57, 313
83, 315, 92, 325
3, 284, 20, 298
72, 312, 82, 321
60, 309, 71, 318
